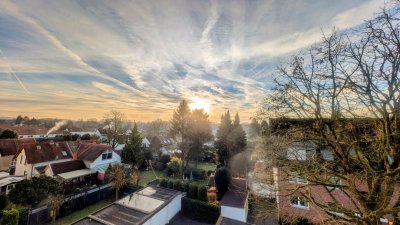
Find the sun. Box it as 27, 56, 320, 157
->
189, 97, 210, 113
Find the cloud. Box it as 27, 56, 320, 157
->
0, 0, 385, 121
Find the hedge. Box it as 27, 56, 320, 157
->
1, 208, 19, 225
198, 186, 208, 202
173, 180, 181, 191
188, 184, 198, 199
181, 197, 220, 224
167, 180, 174, 189
159, 178, 168, 188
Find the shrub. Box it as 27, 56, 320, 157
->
198, 186, 208, 202
1, 208, 19, 225
167, 180, 174, 189
173, 180, 182, 191
215, 167, 231, 200
159, 178, 168, 188
188, 184, 198, 200
17, 208, 28, 225
181, 197, 220, 224
160, 155, 171, 164
182, 181, 190, 193
166, 157, 182, 176
0, 195, 8, 210
153, 162, 165, 171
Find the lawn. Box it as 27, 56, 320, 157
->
139, 169, 208, 187
188, 162, 217, 171
55, 198, 114, 225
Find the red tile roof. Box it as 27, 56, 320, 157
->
0, 139, 23, 156
22, 142, 72, 164
76, 143, 113, 162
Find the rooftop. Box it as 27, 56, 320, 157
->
220, 178, 248, 208
73, 186, 181, 225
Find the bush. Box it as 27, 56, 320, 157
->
160, 155, 171, 164
198, 186, 208, 202
181, 197, 220, 224
153, 162, 165, 171
182, 181, 190, 193
0, 195, 8, 210
1, 208, 19, 225
166, 157, 182, 176
173, 180, 182, 191
188, 184, 198, 200
159, 178, 168, 188
215, 167, 231, 200
167, 180, 174, 189
17, 208, 28, 225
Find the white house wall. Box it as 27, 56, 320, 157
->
142, 194, 182, 225
221, 205, 247, 223
88, 151, 121, 170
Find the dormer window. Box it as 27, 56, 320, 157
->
62, 151, 67, 156
36, 145, 41, 150
102, 150, 112, 160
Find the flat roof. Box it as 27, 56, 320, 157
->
220, 178, 248, 208
73, 186, 181, 225
58, 169, 96, 180
0, 176, 24, 187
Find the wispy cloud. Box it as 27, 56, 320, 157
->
0, 0, 384, 121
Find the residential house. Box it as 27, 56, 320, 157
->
70, 128, 102, 138
70, 142, 121, 181
73, 186, 182, 225
12, 141, 73, 178
0, 172, 24, 195
0, 139, 23, 172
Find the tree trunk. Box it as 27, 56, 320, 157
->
115, 188, 119, 201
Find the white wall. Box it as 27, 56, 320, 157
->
87, 151, 121, 170
142, 193, 182, 225
221, 205, 247, 223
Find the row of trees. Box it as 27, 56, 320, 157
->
258, 2, 400, 224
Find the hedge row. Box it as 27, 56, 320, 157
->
159, 179, 208, 202
0, 208, 28, 225
181, 197, 220, 224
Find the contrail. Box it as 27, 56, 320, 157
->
0, 48, 31, 95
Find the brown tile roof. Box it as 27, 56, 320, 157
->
49, 160, 87, 175
0, 139, 23, 156
76, 143, 113, 162
22, 142, 72, 164
0, 125, 66, 135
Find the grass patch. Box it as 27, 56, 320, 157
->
139, 170, 208, 187
188, 162, 217, 171
55, 198, 113, 225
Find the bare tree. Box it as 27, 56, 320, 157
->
103, 110, 127, 149
259, 4, 400, 225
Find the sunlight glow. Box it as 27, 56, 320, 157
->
189, 97, 211, 114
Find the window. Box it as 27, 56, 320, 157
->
10, 160, 16, 167
290, 196, 309, 209
62, 151, 67, 156
20, 155, 24, 164
288, 173, 308, 185
327, 177, 341, 191
102, 150, 112, 160
7, 184, 14, 191
23, 171, 27, 177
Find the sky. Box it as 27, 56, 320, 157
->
0, 0, 384, 122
